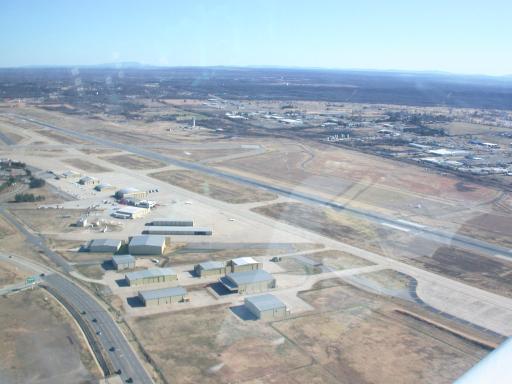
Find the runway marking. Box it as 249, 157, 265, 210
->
381, 222, 410, 232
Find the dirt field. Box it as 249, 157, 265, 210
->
75, 264, 105, 279
270, 279, 491, 384
169, 244, 319, 265
0, 260, 31, 286
129, 304, 312, 384
220, 142, 497, 205
9, 208, 84, 234
63, 158, 112, 173
252, 202, 383, 252
150, 169, 278, 204
458, 213, 512, 248
101, 154, 167, 170
35, 129, 86, 145
0, 289, 100, 383
308, 250, 375, 270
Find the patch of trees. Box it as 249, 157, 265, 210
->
14, 193, 45, 202
403, 126, 446, 136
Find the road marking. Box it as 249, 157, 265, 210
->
381, 222, 410, 232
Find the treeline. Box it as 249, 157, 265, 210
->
14, 193, 45, 202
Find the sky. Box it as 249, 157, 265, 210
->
0, 0, 511, 75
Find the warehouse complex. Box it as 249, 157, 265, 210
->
112, 206, 149, 219
228, 257, 263, 273
220, 270, 276, 294
128, 235, 167, 255
142, 226, 212, 236
147, 218, 193, 227
112, 254, 136, 271
194, 260, 226, 277
138, 286, 188, 306
87, 238, 122, 253
125, 267, 177, 286
245, 294, 288, 320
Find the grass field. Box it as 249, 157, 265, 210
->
150, 169, 278, 204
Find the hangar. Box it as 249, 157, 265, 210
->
147, 218, 194, 227
125, 267, 177, 286
194, 260, 226, 277
138, 286, 188, 306
87, 238, 122, 253
228, 257, 262, 273
79, 175, 100, 186
112, 254, 135, 270
115, 187, 147, 200
95, 183, 115, 192
245, 294, 288, 320
142, 226, 212, 236
220, 270, 276, 294
112, 206, 149, 219
128, 235, 167, 255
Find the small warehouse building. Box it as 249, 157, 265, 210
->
138, 286, 188, 306
194, 260, 226, 277
115, 187, 147, 200
79, 176, 100, 186
125, 267, 177, 286
128, 235, 167, 255
87, 239, 122, 253
112, 206, 149, 219
220, 270, 276, 294
142, 226, 212, 236
245, 294, 288, 320
228, 257, 262, 273
147, 218, 194, 227
112, 254, 136, 271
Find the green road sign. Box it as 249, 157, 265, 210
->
26, 277, 36, 285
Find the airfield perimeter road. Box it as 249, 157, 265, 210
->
0, 208, 154, 384
7, 113, 512, 260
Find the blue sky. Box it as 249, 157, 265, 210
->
0, 0, 511, 75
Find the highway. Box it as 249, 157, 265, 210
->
0, 208, 154, 383
7, 112, 512, 260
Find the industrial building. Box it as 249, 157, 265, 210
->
115, 187, 147, 200
228, 257, 262, 273
142, 226, 212, 236
112, 206, 149, 219
220, 270, 276, 294
95, 183, 115, 192
194, 260, 226, 277
61, 170, 81, 179
147, 218, 194, 227
87, 238, 122, 253
245, 294, 288, 320
128, 235, 167, 255
112, 254, 136, 270
125, 267, 177, 286
138, 286, 188, 306
78, 175, 100, 186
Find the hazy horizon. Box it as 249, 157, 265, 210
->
1, 0, 511, 76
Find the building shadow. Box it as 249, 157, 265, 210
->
230, 305, 257, 321
115, 278, 129, 287
127, 296, 144, 308
101, 260, 115, 271
209, 282, 234, 296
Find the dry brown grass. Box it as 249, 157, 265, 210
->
102, 154, 167, 170
150, 169, 278, 204
63, 158, 112, 173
